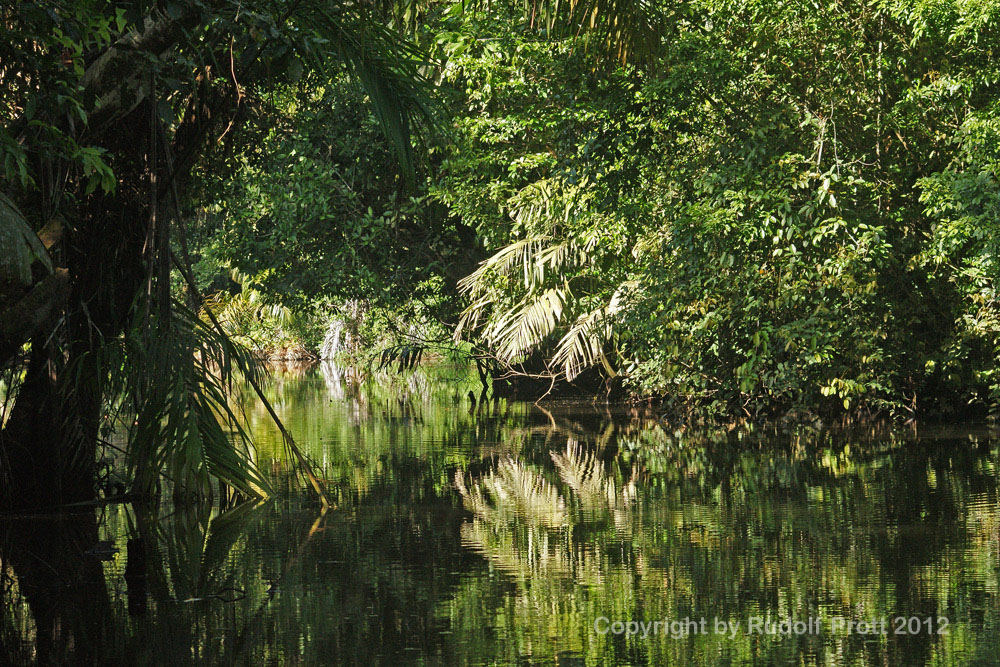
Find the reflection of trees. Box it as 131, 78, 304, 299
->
0, 499, 333, 665
0, 512, 111, 665
0, 361, 528, 665
318, 360, 364, 404
449, 423, 1000, 665
456, 442, 638, 584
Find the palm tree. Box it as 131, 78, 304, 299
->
454, 179, 633, 384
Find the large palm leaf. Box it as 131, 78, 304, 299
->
454, 177, 625, 380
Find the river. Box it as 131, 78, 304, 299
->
1, 362, 998, 665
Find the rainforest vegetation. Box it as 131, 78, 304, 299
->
3, 0, 1000, 506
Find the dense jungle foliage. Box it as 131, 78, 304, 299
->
191, 0, 1000, 420
3, 0, 1000, 504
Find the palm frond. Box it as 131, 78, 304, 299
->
455, 229, 592, 357
551, 308, 610, 381
455, 176, 629, 378
540, 0, 671, 64
203, 288, 296, 347
455, 233, 601, 368
0, 193, 52, 290
551, 281, 633, 379
95, 299, 272, 500
483, 283, 570, 362
457, 236, 550, 295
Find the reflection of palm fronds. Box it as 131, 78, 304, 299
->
551, 441, 637, 516
456, 459, 567, 528
145, 500, 267, 602
456, 440, 642, 582
459, 518, 604, 584
550, 439, 606, 503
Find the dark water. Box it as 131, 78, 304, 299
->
2, 363, 1000, 665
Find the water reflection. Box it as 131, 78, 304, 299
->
1, 363, 999, 665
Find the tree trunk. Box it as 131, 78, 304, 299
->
1, 100, 153, 508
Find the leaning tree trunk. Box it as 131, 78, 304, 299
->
0, 5, 246, 508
